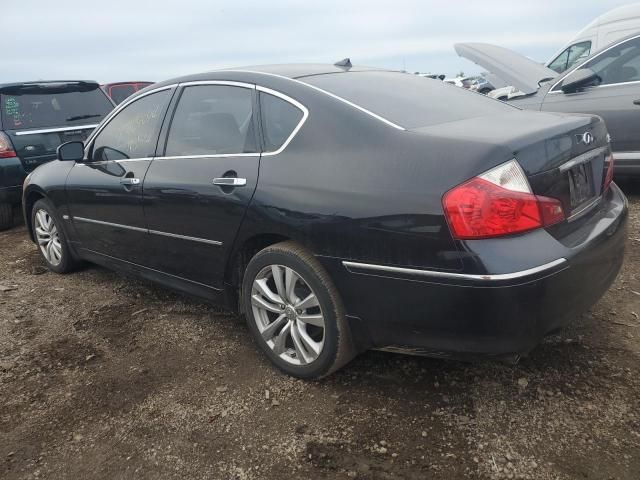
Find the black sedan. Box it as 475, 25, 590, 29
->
22, 64, 628, 378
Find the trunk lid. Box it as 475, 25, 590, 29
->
413, 110, 610, 223
1, 81, 113, 172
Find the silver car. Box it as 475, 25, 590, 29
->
456, 34, 640, 177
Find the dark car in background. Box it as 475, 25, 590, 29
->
22, 65, 627, 378
103, 81, 154, 104
0, 81, 114, 230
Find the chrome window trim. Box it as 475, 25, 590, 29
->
76, 156, 154, 166
257, 85, 310, 156
342, 258, 567, 282
15, 124, 100, 136
178, 80, 255, 90
224, 69, 406, 131
155, 153, 261, 160
549, 33, 640, 94
72, 216, 223, 246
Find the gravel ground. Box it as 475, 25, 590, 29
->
1, 183, 639, 480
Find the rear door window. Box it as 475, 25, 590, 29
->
91, 89, 172, 161
259, 92, 304, 152
165, 85, 256, 156
0, 83, 113, 130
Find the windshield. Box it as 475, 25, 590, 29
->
302, 71, 514, 129
1, 83, 113, 130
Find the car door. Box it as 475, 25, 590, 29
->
65, 87, 174, 263
541, 36, 640, 157
141, 82, 261, 288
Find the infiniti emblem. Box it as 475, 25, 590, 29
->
577, 132, 594, 145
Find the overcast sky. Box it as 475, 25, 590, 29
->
3, 0, 636, 83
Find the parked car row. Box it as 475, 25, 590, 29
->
0, 79, 153, 230
21, 64, 627, 378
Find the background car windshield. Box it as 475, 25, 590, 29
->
0, 84, 113, 130
548, 41, 592, 73
165, 85, 256, 156
108, 84, 137, 104
303, 71, 513, 129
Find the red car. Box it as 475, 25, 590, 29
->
102, 81, 153, 104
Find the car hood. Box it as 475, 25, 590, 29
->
454, 43, 558, 94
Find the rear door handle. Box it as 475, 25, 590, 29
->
212, 177, 247, 187
120, 178, 140, 185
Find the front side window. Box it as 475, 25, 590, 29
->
548, 41, 592, 73
553, 37, 640, 92
165, 85, 256, 156
91, 89, 171, 161
259, 92, 304, 152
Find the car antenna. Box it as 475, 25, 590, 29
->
334, 58, 352, 70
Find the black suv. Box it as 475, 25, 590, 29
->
0, 81, 114, 230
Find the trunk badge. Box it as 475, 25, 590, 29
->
577, 132, 594, 146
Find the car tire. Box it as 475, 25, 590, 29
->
242, 241, 355, 379
31, 198, 80, 274
0, 203, 13, 231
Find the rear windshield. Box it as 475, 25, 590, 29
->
1, 83, 113, 130
108, 84, 137, 104
302, 71, 514, 129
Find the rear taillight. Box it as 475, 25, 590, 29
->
443, 160, 565, 240
0, 132, 16, 158
603, 154, 614, 191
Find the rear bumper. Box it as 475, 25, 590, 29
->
613, 152, 640, 177
319, 184, 628, 358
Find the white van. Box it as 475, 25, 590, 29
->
546, 3, 640, 73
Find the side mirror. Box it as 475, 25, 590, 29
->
57, 141, 85, 162
560, 68, 600, 94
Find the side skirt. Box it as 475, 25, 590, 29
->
78, 248, 229, 305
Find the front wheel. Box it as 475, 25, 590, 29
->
31, 198, 80, 273
242, 241, 355, 379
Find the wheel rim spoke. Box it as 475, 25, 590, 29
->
271, 265, 287, 302
290, 323, 312, 364
251, 294, 282, 314
296, 320, 322, 356
297, 313, 324, 327
260, 314, 287, 341
254, 278, 283, 305
285, 267, 299, 303
273, 322, 291, 356
295, 293, 319, 310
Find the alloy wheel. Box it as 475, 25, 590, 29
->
34, 209, 62, 266
251, 265, 325, 365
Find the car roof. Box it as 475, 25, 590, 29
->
149, 63, 394, 89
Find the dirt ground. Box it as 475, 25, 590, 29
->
1, 183, 639, 480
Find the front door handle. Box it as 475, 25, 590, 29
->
633, 99, 640, 105
120, 178, 140, 185
212, 177, 247, 187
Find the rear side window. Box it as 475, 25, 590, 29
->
303, 71, 513, 129
260, 92, 304, 152
0, 84, 113, 130
91, 89, 171, 161
165, 85, 256, 156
